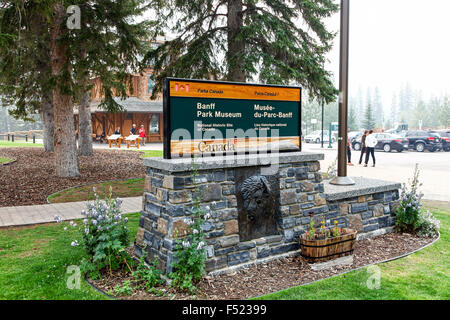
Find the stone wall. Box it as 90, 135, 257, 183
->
134, 153, 401, 274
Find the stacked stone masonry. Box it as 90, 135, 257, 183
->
134, 155, 400, 274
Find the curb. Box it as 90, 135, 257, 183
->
84, 276, 118, 300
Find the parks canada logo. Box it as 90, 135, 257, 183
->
198, 140, 236, 153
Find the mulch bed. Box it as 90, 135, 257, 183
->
89, 231, 438, 300
0, 148, 145, 207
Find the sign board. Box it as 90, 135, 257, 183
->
163, 78, 302, 159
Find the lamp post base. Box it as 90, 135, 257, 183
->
329, 176, 355, 185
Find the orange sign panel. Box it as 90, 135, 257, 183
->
169, 80, 301, 102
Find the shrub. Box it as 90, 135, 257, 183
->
417, 210, 440, 238
395, 164, 423, 232
395, 164, 440, 237
132, 247, 164, 291
57, 187, 131, 278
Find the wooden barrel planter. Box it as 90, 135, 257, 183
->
300, 228, 357, 263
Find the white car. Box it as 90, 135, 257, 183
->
304, 130, 336, 143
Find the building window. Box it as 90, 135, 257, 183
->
150, 114, 160, 133
148, 75, 154, 94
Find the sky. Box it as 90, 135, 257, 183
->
325, 0, 450, 101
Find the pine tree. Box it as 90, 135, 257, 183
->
0, 1, 150, 176
145, 0, 339, 102
373, 87, 383, 128
362, 102, 376, 130
348, 106, 358, 131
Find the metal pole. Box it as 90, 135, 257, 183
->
330, 0, 355, 185
321, 99, 324, 148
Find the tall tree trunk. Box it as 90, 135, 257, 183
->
77, 84, 93, 156
40, 93, 54, 152
50, 3, 79, 177
227, 0, 245, 82
77, 48, 93, 156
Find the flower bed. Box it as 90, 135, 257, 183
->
85, 231, 438, 300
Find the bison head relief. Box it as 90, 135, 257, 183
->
240, 175, 272, 221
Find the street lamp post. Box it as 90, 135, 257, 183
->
330, 0, 355, 186
321, 100, 324, 148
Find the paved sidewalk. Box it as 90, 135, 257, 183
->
0, 196, 142, 228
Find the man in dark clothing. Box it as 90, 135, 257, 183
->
347, 128, 353, 166
359, 130, 368, 165
130, 124, 137, 135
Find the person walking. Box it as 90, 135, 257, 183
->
364, 130, 377, 167
358, 130, 368, 165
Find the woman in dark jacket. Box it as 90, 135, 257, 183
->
358, 130, 368, 165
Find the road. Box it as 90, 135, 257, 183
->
302, 142, 450, 202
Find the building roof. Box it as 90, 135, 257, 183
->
74, 97, 163, 114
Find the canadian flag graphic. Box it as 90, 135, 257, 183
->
174, 83, 189, 92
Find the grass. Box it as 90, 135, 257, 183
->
255, 201, 449, 300
0, 202, 447, 300
48, 178, 144, 203
0, 157, 13, 164
46, 150, 161, 203
0, 212, 140, 300
0, 141, 43, 148
139, 150, 163, 158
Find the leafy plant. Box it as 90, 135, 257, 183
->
56, 187, 131, 278
417, 210, 440, 238
132, 247, 164, 291
305, 216, 342, 240
114, 280, 133, 296
395, 164, 423, 232
169, 160, 208, 293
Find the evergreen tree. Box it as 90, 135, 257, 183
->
348, 106, 358, 131
440, 95, 450, 128
146, 0, 339, 102
373, 87, 383, 128
362, 102, 376, 130
0, 1, 150, 176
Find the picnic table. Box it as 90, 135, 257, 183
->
107, 134, 123, 148
125, 135, 141, 149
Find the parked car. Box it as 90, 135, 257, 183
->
403, 130, 442, 152
429, 130, 450, 151
304, 130, 336, 143
352, 133, 408, 152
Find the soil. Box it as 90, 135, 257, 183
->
89, 231, 438, 300
0, 148, 145, 207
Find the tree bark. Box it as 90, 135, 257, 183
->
40, 93, 54, 152
77, 60, 94, 156
227, 0, 245, 82
50, 3, 79, 177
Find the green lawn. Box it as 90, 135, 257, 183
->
0, 157, 13, 164
256, 202, 449, 300
0, 212, 141, 300
139, 150, 163, 158
0, 141, 43, 148
0, 203, 448, 300
48, 178, 144, 203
